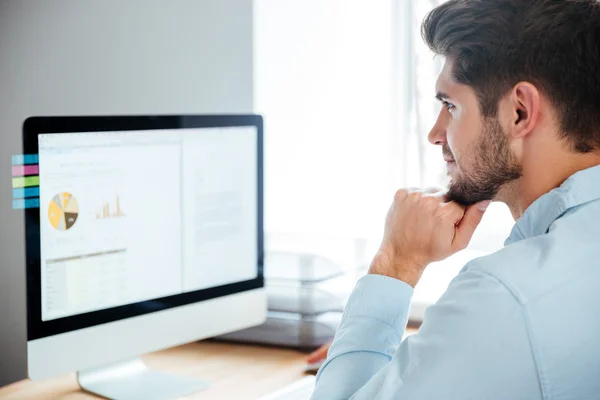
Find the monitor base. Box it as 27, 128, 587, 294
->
77, 358, 209, 400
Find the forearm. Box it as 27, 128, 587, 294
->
312, 274, 413, 399
313, 319, 402, 399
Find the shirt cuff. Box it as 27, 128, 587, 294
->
343, 274, 414, 331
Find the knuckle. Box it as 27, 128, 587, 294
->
436, 204, 462, 223
446, 203, 465, 216
421, 196, 440, 209
408, 191, 422, 202
394, 188, 410, 201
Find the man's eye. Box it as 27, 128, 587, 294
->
443, 101, 455, 111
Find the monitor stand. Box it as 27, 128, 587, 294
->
77, 358, 209, 400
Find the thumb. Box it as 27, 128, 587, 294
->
453, 200, 490, 250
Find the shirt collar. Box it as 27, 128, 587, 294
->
505, 164, 600, 246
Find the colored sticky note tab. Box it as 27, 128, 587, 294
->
12, 165, 39, 176
12, 176, 40, 188
13, 198, 40, 209
12, 154, 39, 165
13, 187, 40, 199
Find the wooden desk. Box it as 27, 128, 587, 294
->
0, 341, 309, 400
0, 328, 418, 400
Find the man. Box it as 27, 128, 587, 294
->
311, 0, 600, 399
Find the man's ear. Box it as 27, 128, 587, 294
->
510, 82, 540, 139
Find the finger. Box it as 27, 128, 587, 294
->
306, 343, 331, 363
439, 201, 466, 224
453, 200, 491, 250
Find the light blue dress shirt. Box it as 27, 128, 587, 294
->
312, 165, 600, 400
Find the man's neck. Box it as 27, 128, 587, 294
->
502, 152, 600, 221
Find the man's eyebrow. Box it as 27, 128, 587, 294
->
435, 91, 451, 101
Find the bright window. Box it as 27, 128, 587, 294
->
255, 0, 514, 310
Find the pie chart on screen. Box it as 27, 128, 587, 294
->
48, 192, 79, 231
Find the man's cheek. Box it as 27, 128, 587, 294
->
446, 132, 459, 158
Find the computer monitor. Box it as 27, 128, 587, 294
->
22, 115, 266, 400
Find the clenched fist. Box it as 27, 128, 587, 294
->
369, 188, 490, 287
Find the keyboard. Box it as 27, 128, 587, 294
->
257, 375, 316, 400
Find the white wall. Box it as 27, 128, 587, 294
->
0, 0, 254, 386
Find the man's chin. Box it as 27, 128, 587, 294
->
446, 182, 495, 206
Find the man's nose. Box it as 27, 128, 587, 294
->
428, 111, 448, 146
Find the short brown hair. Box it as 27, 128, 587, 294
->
422, 0, 600, 152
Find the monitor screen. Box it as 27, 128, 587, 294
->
37, 127, 258, 322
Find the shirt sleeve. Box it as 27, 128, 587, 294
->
311, 268, 542, 400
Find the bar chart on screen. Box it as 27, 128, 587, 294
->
95, 193, 126, 219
